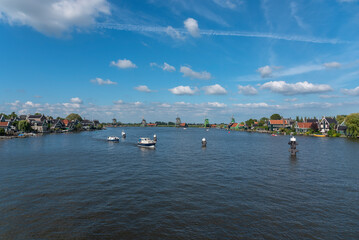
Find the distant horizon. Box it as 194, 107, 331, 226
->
1, 0, 359, 123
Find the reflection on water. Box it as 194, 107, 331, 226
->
0, 128, 358, 239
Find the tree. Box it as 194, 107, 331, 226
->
336, 115, 346, 124
74, 123, 83, 131
34, 113, 42, 116
346, 113, 359, 138
18, 120, 31, 132
9, 112, 17, 119
66, 113, 83, 122
0, 128, 5, 136
270, 114, 281, 120
245, 118, 256, 126
310, 122, 319, 133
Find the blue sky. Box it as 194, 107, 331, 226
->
1, 0, 359, 123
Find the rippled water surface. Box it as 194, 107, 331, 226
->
1, 127, 359, 239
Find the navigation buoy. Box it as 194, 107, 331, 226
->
202, 137, 207, 147
153, 134, 157, 142
288, 136, 298, 156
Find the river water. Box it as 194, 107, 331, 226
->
0, 127, 358, 239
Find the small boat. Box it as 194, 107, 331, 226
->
313, 134, 326, 138
107, 136, 120, 141
122, 131, 126, 138
138, 137, 156, 148
183, 128, 187, 130
271, 134, 278, 136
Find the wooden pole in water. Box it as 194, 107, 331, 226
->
288, 136, 298, 156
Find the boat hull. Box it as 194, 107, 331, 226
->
138, 143, 156, 148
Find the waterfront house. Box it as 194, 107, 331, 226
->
319, 116, 337, 134
295, 122, 313, 133
27, 114, 46, 122
211, 124, 217, 128
337, 121, 348, 135
0, 121, 11, 133
179, 123, 188, 127
146, 123, 157, 127
31, 121, 48, 133
81, 119, 94, 130
93, 120, 100, 127
50, 119, 64, 131
268, 119, 291, 131
230, 123, 239, 130
61, 119, 69, 127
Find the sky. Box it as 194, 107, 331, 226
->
0, 0, 359, 123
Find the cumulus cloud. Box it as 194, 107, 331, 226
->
90, 77, 117, 85
184, 18, 200, 37
70, 97, 83, 104
180, 66, 211, 80
169, 86, 198, 95
261, 81, 332, 95
134, 85, 152, 93
207, 102, 227, 107
323, 62, 341, 69
238, 85, 258, 95
166, 26, 185, 40
150, 62, 176, 72
0, 0, 110, 37
202, 84, 227, 95
110, 59, 137, 69
341, 86, 359, 96
257, 65, 273, 78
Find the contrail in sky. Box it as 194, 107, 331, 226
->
97, 23, 348, 44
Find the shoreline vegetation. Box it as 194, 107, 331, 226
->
1, 112, 359, 140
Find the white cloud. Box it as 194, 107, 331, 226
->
184, 18, 200, 37
166, 26, 185, 40
319, 94, 342, 99
213, 0, 242, 9
113, 99, 123, 104
151, 62, 176, 72
257, 65, 273, 78
207, 102, 227, 108
290, 1, 308, 30
202, 84, 227, 95
0, 0, 110, 37
90, 77, 117, 85
100, 23, 347, 44
134, 85, 152, 93
162, 62, 176, 72
180, 66, 211, 80
284, 98, 298, 102
233, 102, 279, 108
24, 101, 41, 108
238, 85, 258, 95
341, 86, 359, 96
261, 81, 332, 95
70, 97, 83, 104
110, 59, 137, 69
323, 62, 341, 69
169, 86, 198, 95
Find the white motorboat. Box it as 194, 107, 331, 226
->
122, 131, 126, 138
107, 136, 120, 141
138, 137, 156, 148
